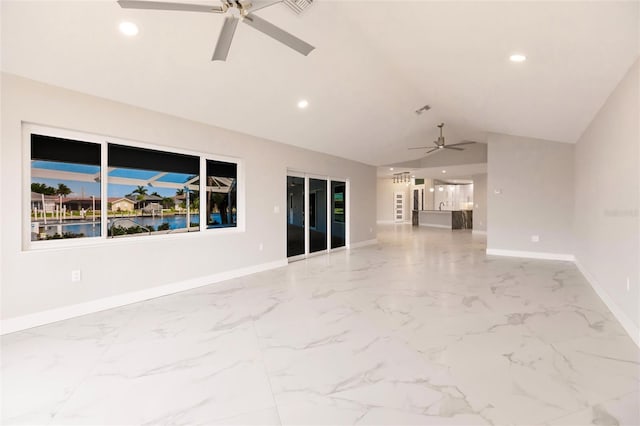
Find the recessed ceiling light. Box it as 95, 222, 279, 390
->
411, 175, 415, 178
429, 187, 435, 192
119, 21, 139, 37
509, 53, 526, 63
389, 168, 394, 171
441, 170, 447, 174
438, 186, 444, 192
297, 99, 309, 109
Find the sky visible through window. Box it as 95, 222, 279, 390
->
31, 161, 196, 198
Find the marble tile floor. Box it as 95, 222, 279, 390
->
2, 225, 639, 425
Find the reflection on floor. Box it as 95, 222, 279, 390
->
2, 226, 638, 425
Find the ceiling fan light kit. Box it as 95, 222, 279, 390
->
117, 0, 315, 62
408, 123, 478, 155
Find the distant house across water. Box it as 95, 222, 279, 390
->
110, 197, 136, 212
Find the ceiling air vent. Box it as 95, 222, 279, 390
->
415, 105, 431, 115
283, 0, 313, 14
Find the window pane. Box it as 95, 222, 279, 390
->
107, 144, 200, 237
30, 135, 102, 241
309, 178, 327, 253
287, 176, 305, 257
206, 160, 237, 229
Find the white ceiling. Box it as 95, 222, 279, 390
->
2, 1, 638, 166
376, 162, 487, 180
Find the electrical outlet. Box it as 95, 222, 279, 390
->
369, 227, 373, 233
531, 235, 540, 243
259, 243, 264, 251
71, 270, 81, 282
627, 277, 630, 292
273, 205, 280, 214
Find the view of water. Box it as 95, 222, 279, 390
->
33, 213, 235, 240
111, 214, 200, 230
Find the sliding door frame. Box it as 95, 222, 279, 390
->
286, 170, 349, 261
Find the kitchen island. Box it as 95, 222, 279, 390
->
417, 210, 472, 230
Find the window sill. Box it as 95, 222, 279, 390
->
22, 225, 245, 253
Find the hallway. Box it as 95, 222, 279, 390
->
2, 226, 638, 425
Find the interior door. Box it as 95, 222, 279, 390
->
394, 192, 404, 222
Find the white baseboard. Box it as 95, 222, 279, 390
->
575, 260, 640, 347
472, 230, 487, 235
0, 259, 288, 335
349, 238, 378, 249
486, 248, 575, 262
486, 249, 638, 346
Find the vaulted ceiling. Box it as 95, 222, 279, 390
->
2, 1, 638, 166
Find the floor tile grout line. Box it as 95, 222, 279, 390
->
46, 304, 145, 424
251, 319, 283, 426
536, 389, 640, 425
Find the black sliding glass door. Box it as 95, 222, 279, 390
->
287, 175, 347, 258
309, 178, 327, 253
287, 176, 305, 258
331, 181, 346, 249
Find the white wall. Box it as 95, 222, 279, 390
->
0, 73, 377, 321
574, 59, 640, 336
472, 173, 487, 232
487, 133, 574, 256
376, 178, 394, 223
376, 178, 410, 223
423, 179, 435, 210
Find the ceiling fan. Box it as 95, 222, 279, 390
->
409, 123, 477, 154
117, 0, 315, 61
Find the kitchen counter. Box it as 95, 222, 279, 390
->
417, 210, 473, 230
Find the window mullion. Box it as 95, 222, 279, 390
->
200, 156, 206, 232
101, 142, 108, 238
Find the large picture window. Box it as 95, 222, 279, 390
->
107, 144, 200, 238
26, 127, 241, 247
30, 134, 102, 241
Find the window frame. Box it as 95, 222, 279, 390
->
204, 158, 239, 230
23, 123, 244, 251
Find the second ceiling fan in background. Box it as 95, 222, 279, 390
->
117, 0, 315, 61
410, 123, 477, 155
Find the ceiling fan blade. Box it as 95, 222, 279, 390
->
446, 141, 477, 147
243, 13, 314, 56
408, 146, 432, 150
212, 16, 239, 61
117, 0, 225, 13
247, 0, 283, 13
443, 146, 464, 151
426, 147, 439, 154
